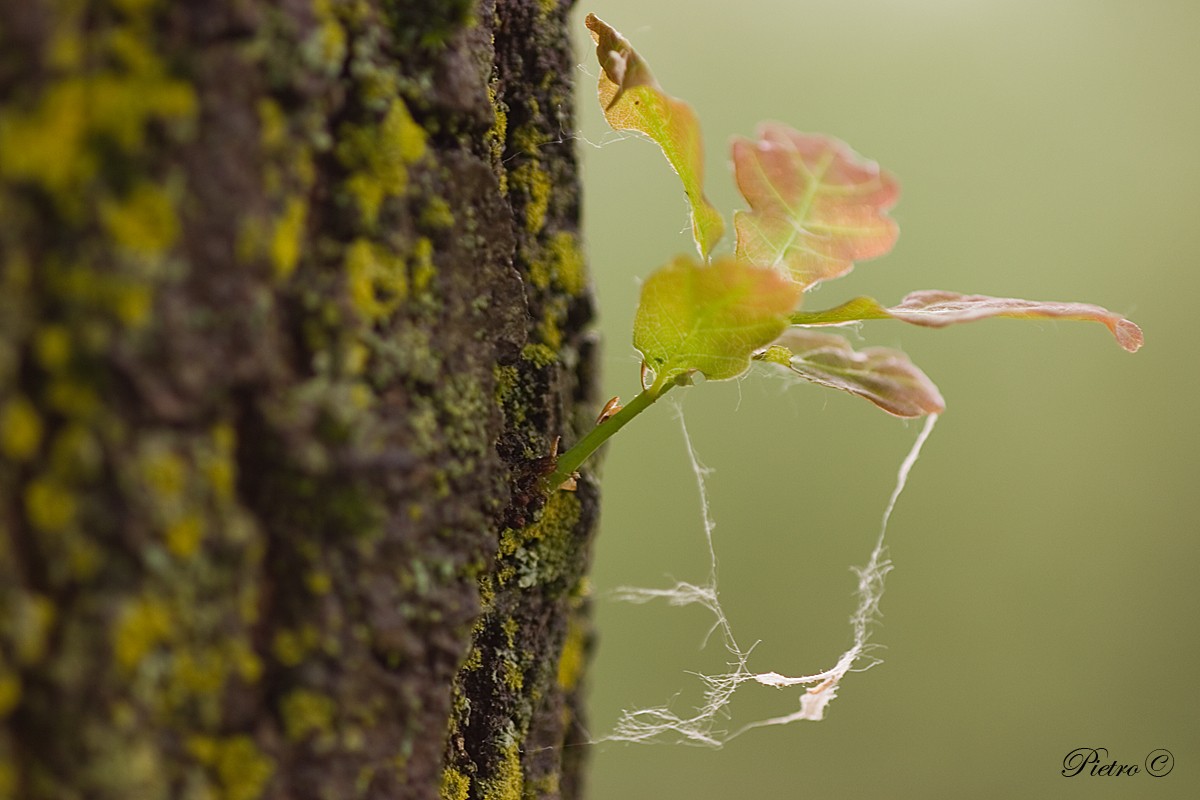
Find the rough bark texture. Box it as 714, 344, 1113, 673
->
0, 1, 597, 799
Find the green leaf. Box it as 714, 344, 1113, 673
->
585, 14, 724, 259
634, 255, 801, 391
790, 290, 1144, 352
762, 330, 945, 417
732, 123, 899, 289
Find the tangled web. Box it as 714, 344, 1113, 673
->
599, 408, 938, 747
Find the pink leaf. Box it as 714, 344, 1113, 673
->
790, 291, 1144, 353
763, 330, 945, 418
733, 123, 899, 290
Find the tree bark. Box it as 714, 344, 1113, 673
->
0, 1, 597, 798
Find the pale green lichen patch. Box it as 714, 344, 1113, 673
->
497, 491, 581, 588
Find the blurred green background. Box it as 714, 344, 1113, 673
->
568, 0, 1199, 797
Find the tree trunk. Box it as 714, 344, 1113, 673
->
0, 1, 597, 798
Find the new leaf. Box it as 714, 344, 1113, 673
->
790, 291, 1144, 353
763, 330, 945, 418
635, 255, 801, 392
733, 123, 898, 290
585, 14, 725, 259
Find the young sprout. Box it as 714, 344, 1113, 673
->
546, 14, 1142, 493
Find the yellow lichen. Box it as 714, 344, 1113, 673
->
272, 627, 317, 667
23, 477, 76, 532
509, 124, 547, 156
34, 324, 72, 371
502, 657, 523, 691
204, 455, 235, 505
304, 570, 332, 595
112, 280, 153, 328
112, 596, 173, 672
346, 238, 408, 321
544, 231, 585, 296
520, 343, 556, 368
0, 671, 21, 717
0, 79, 93, 195
0, 395, 43, 461
141, 448, 187, 499
11, 593, 56, 666
270, 197, 308, 281
111, 0, 163, 16
502, 617, 519, 648
257, 98, 287, 151
509, 162, 551, 234
497, 490, 581, 586
440, 767, 471, 800
480, 743, 522, 800
485, 83, 509, 188
420, 197, 454, 229
537, 307, 562, 350
281, 688, 337, 741
46, 376, 99, 419
477, 573, 495, 610
556, 617, 586, 691
411, 236, 436, 295
100, 182, 179, 257
229, 639, 263, 684
338, 98, 427, 227
212, 736, 275, 800
168, 648, 228, 700
311, 0, 348, 73
198, 422, 238, 505
0, 51, 196, 204
165, 513, 204, 558
50, 424, 102, 481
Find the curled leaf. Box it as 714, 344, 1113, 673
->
763, 330, 945, 417
790, 290, 1143, 353
732, 123, 899, 290
635, 255, 801, 391
585, 14, 725, 259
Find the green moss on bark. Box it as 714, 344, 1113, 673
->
1, 1, 594, 798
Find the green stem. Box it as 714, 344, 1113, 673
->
545, 384, 670, 491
